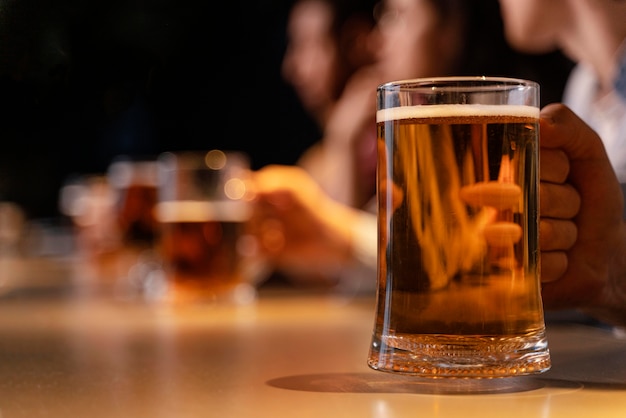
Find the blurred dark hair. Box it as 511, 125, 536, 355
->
287, 0, 379, 101
323, 0, 378, 38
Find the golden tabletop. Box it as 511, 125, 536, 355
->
0, 256, 624, 418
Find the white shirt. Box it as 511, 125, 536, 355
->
562, 51, 626, 183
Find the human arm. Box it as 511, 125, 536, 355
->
249, 164, 377, 286
297, 66, 381, 209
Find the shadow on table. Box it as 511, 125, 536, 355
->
266, 372, 577, 395
268, 322, 626, 395
267, 370, 626, 395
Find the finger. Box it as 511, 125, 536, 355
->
253, 165, 306, 194
540, 148, 569, 183
539, 218, 577, 251
540, 182, 580, 218
541, 103, 623, 242
540, 251, 568, 283
260, 190, 296, 210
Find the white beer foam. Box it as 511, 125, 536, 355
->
155, 200, 250, 223
376, 104, 539, 123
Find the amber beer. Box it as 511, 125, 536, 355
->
368, 77, 550, 377
155, 200, 250, 302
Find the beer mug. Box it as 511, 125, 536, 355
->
368, 77, 550, 377
154, 150, 262, 304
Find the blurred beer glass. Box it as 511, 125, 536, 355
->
59, 173, 127, 295
0, 202, 26, 258
368, 77, 550, 377
0, 202, 26, 294
59, 174, 120, 259
59, 158, 161, 299
154, 150, 262, 305
104, 156, 165, 300
107, 156, 160, 249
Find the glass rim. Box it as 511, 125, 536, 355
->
378, 76, 539, 92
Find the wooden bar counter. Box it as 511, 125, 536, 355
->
0, 256, 625, 417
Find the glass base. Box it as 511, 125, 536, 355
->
368, 330, 550, 378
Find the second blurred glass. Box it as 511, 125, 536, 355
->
154, 150, 260, 304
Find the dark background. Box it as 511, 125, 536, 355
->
0, 0, 319, 219
0, 0, 573, 220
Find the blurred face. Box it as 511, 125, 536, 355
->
281, 0, 339, 120
375, 0, 462, 82
497, 0, 564, 54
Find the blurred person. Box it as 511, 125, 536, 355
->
495, 0, 626, 326
281, 0, 382, 211
281, 0, 379, 133
254, 0, 626, 326
253, 105, 626, 326
259, 0, 572, 284
300, 0, 572, 209
263, 0, 378, 288
498, 0, 626, 185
